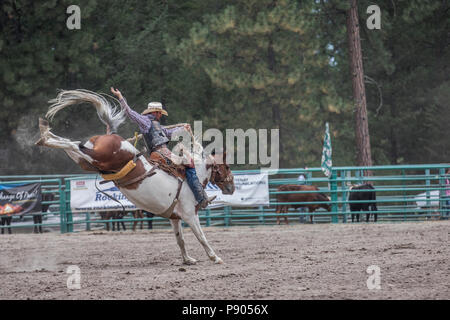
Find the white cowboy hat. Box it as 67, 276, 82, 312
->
141, 102, 168, 116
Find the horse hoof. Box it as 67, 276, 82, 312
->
183, 257, 197, 265
214, 257, 224, 264
35, 137, 45, 146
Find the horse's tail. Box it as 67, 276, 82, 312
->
46, 89, 126, 133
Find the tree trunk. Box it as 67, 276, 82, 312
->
346, 0, 373, 171
268, 36, 284, 167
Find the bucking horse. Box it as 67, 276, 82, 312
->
35, 90, 235, 265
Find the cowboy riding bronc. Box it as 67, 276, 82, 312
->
110, 87, 215, 209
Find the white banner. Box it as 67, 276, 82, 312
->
70, 179, 136, 212
205, 173, 269, 208
70, 173, 269, 212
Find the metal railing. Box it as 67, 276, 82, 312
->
1, 163, 449, 233
206, 164, 450, 226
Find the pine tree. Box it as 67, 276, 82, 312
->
169, 0, 345, 167
346, 0, 373, 168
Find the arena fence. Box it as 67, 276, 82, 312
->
1, 163, 449, 234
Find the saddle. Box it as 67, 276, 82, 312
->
147, 150, 186, 180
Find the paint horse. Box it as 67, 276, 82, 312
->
35, 90, 235, 265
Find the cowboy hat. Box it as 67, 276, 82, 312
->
141, 102, 168, 116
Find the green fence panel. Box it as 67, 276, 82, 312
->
1, 164, 449, 233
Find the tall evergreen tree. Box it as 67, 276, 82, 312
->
0, 0, 101, 173
346, 0, 373, 168
169, 0, 345, 168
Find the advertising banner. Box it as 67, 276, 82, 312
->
70, 179, 136, 212
70, 173, 270, 212
0, 183, 42, 216
205, 173, 269, 208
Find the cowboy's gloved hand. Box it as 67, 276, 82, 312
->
110, 87, 123, 100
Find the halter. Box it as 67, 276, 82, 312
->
208, 156, 233, 189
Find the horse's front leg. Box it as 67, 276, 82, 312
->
169, 218, 197, 265
182, 210, 223, 264
309, 207, 314, 224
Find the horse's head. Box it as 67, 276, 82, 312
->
79, 134, 137, 173
208, 151, 235, 195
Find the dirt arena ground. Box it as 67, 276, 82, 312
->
0, 221, 448, 300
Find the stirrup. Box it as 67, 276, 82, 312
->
198, 195, 216, 209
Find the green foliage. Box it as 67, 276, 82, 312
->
0, 0, 448, 174
169, 0, 347, 168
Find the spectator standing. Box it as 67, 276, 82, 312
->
444, 169, 450, 219
297, 174, 306, 184
297, 169, 308, 223
146, 211, 154, 229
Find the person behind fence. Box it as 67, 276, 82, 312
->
146, 211, 154, 229
444, 169, 450, 219
297, 169, 308, 223
0, 214, 12, 234
110, 87, 216, 210
297, 173, 306, 185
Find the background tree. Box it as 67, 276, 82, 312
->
0, 0, 448, 174
346, 0, 373, 168
168, 0, 346, 168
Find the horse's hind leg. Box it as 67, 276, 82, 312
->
308, 208, 314, 224
139, 211, 144, 230
183, 211, 223, 264
284, 206, 289, 225
132, 212, 137, 231
170, 218, 197, 265
36, 121, 95, 166
276, 205, 281, 225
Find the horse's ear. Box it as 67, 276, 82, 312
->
222, 151, 227, 164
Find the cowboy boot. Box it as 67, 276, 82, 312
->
185, 167, 216, 208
